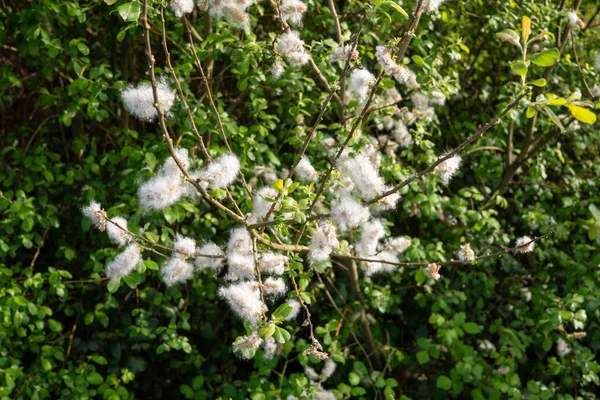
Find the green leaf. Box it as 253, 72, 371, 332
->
258, 323, 276, 339
271, 303, 293, 321
349, 372, 361, 386
107, 279, 120, 294
117, 1, 141, 22
528, 48, 560, 67
510, 61, 529, 77
144, 259, 159, 271
530, 78, 546, 87
416, 350, 429, 364
545, 93, 567, 106
462, 322, 481, 334
145, 152, 157, 170
385, 0, 408, 18
436, 375, 452, 391
526, 106, 537, 118
566, 104, 596, 125
87, 372, 103, 385
538, 105, 565, 132
104, 0, 118, 4
496, 29, 521, 49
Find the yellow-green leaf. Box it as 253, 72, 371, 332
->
566, 104, 597, 125
526, 106, 536, 118
545, 93, 567, 106
528, 48, 560, 67
522, 16, 531, 42
530, 78, 546, 87
510, 61, 529, 76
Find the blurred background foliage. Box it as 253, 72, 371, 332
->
1, 0, 600, 399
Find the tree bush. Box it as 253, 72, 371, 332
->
1, 0, 599, 399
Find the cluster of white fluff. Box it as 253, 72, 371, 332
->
356, 220, 412, 276
161, 256, 194, 286
194, 242, 225, 272
295, 157, 318, 182
375, 46, 419, 89
82, 201, 105, 229
332, 195, 370, 232
106, 216, 130, 246
430, 90, 446, 106
138, 148, 189, 212
277, 31, 310, 66
138, 150, 240, 212
226, 227, 256, 280
339, 151, 386, 200
160, 234, 195, 286
263, 336, 277, 360
390, 119, 413, 148
423, 0, 445, 12
196, 154, 241, 189
515, 236, 535, 253
106, 244, 142, 283
347, 69, 376, 104
271, 60, 285, 79
121, 78, 175, 122
427, 263, 441, 280
556, 337, 571, 357
279, 0, 307, 25
218, 280, 265, 324
434, 153, 462, 184
232, 332, 262, 359
327, 45, 359, 63
252, 187, 280, 221
284, 299, 301, 321
261, 252, 288, 275
170, 0, 194, 18
305, 359, 337, 383
308, 220, 339, 264
456, 243, 475, 264
567, 11, 579, 27
205, 0, 254, 30
263, 277, 287, 297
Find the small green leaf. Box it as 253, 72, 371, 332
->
545, 93, 567, 106
349, 372, 361, 386
526, 106, 537, 118
462, 322, 481, 334
258, 323, 276, 339
496, 29, 522, 49
385, 0, 408, 18
144, 259, 159, 270
538, 105, 565, 132
437, 375, 452, 391
145, 152, 157, 170
510, 61, 529, 77
566, 104, 596, 125
117, 1, 141, 21
528, 48, 560, 67
272, 303, 293, 321
107, 279, 120, 294
530, 78, 546, 87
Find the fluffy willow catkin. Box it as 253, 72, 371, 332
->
170, 0, 194, 18
226, 227, 255, 280
121, 78, 175, 122
435, 153, 462, 184
277, 31, 310, 66
218, 281, 265, 324
332, 194, 370, 232
194, 242, 224, 272
106, 244, 142, 283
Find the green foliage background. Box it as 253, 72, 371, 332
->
1, 0, 600, 399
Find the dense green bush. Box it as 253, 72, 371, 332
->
1, 0, 599, 399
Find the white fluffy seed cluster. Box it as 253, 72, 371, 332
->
456, 243, 475, 264
434, 153, 462, 184
271, 60, 285, 79
308, 220, 339, 264
121, 78, 175, 122
332, 195, 370, 232
305, 359, 337, 383
382, 117, 413, 148
106, 244, 142, 283
206, 0, 255, 30
295, 157, 318, 182
515, 236, 535, 253
284, 299, 301, 321
277, 31, 310, 66
219, 281, 265, 324
82, 201, 105, 229
427, 263, 441, 281
340, 151, 386, 200
423, 0, 445, 12
138, 149, 240, 212
232, 332, 262, 359
347, 69, 376, 104
356, 219, 412, 276
567, 11, 579, 27
375, 46, 419, 89
160, 234, 196, 286
556, 338, 571, 357
106, 216, 130, 246
226, 227, 255, 280
279, 0, 307, 25
194, 242, 225, 272
252, 187, 280, 221
170, 0, 194, 17
327, 45, 359, 63
262, 336, 277, 360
